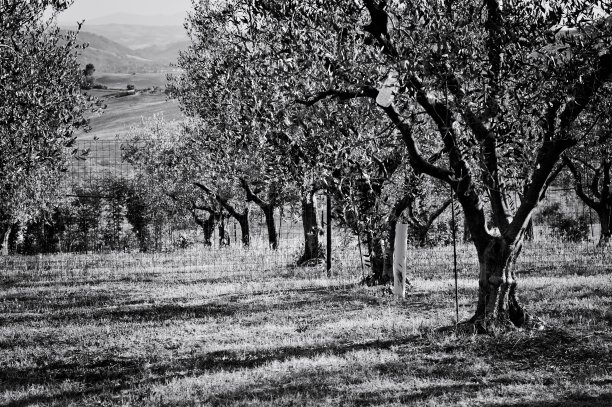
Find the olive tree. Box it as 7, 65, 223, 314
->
563, 105, 612, 247
123, 117, 246, 247
206, 0, 612, 331
0, 0, 94, 254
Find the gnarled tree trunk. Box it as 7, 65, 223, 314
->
367, 232, 386, 285
1, 222, 13, 256
189, 207, 217, 247
463, 217, 472, 243
236, 208, 250, 247
202, 216, 216, 246
218, 216, 231, 246
262, 205, 278, 249
470, 235, 534, 332
193, 182, 251, 247
597, 206, 611, 247
381, 220, 395, 283
298, 192, 324, 265
239, 179, 279, 249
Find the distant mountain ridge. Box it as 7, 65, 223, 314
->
137, 41, 190, 65
67, 23, 188, 50
59, 14, 190, 73
60, 11, 187, 27
70, 30, 187, 73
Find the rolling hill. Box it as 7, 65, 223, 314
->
136, 40, 190, 65
74, 24, 188, 50
70, 30, 187, 73
83, 12, 186, 27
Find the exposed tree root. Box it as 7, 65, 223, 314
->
360, 273, 391, 286
295, 253, 325, 267
439, 312, 545, 336
296, 258, 325, 267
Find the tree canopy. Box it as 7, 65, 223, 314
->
176, 0, 612, 331
0, 0, 95, 242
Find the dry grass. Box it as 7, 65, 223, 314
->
77, 92, 183, 141
77, 72, 184, 142
94, 73, 170, 90
1, 248, 611, 406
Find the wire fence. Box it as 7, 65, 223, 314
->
2, 139, 610, 280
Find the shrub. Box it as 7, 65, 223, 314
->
550, 214, 589, 242
536, 202, 589, 242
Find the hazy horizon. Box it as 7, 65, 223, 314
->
56, 0, 192, 25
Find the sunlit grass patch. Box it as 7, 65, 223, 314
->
1, 255, 611, 406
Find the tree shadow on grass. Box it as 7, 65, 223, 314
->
483, 393, 612, 407
352, 389, 612, 407
0, 290, 124, 312
0, 336, 420, 407
200, 352, 612, 406
158, 337, 419, 375
3, 387, 110, 407
207, 377, 487, 406
1, 285, 425, 326
4, 327, 611, 406
0, 300, 240, 325
0, 354, 144, 389
0, 286, 453, 405
474, 327, 612, 370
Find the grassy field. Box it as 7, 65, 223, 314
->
1, 247, 611, 406
76, 72, 183, 142
78, 93, 182, 141
94, 72, 172, 90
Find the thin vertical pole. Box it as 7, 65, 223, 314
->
326, 193, 332, 277
233, 219, 237, 243
451, 185, 459, 325
354, 204, 365, 280
278, 206, 283, 249
393, 223, 408, 299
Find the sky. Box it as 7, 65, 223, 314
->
56, 0, 192, 24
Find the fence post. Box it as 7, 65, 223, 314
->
393, 223, 408, 299
451, 186, 459, 325
326, 193, 332, 277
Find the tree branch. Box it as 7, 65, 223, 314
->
505, 51, 612, 242
558, 53, 612, 133
379, 103, 454, 183
239, 178, 276, 210
363, 0, 398, 57
295, 87, 379, 106
193, 182, 246, 220
601, 159, 610, 202
405, 77, 491, 246
591, 165, 603, 199
405, 198, 424, 228
425, 197, 452, 231
563, 156, 601, 210
541, 160, 566, 199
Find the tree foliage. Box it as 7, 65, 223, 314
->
0, 0, 96, 250
563, 101, 612, 246
184, 0, 612, 331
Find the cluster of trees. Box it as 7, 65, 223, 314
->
2, 175, 178, 254
80, 62, 107, 90
2, 0, 611, 333
123, 114, 456, 273
144, 0, 610, 332
0, 0, 99, 255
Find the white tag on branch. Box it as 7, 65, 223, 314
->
376, 70, 399, 108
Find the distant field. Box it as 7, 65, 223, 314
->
1, 249, 611, 406
79, 93, 182, 141
75, 72, 184, 141
94, 72, 173, 90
